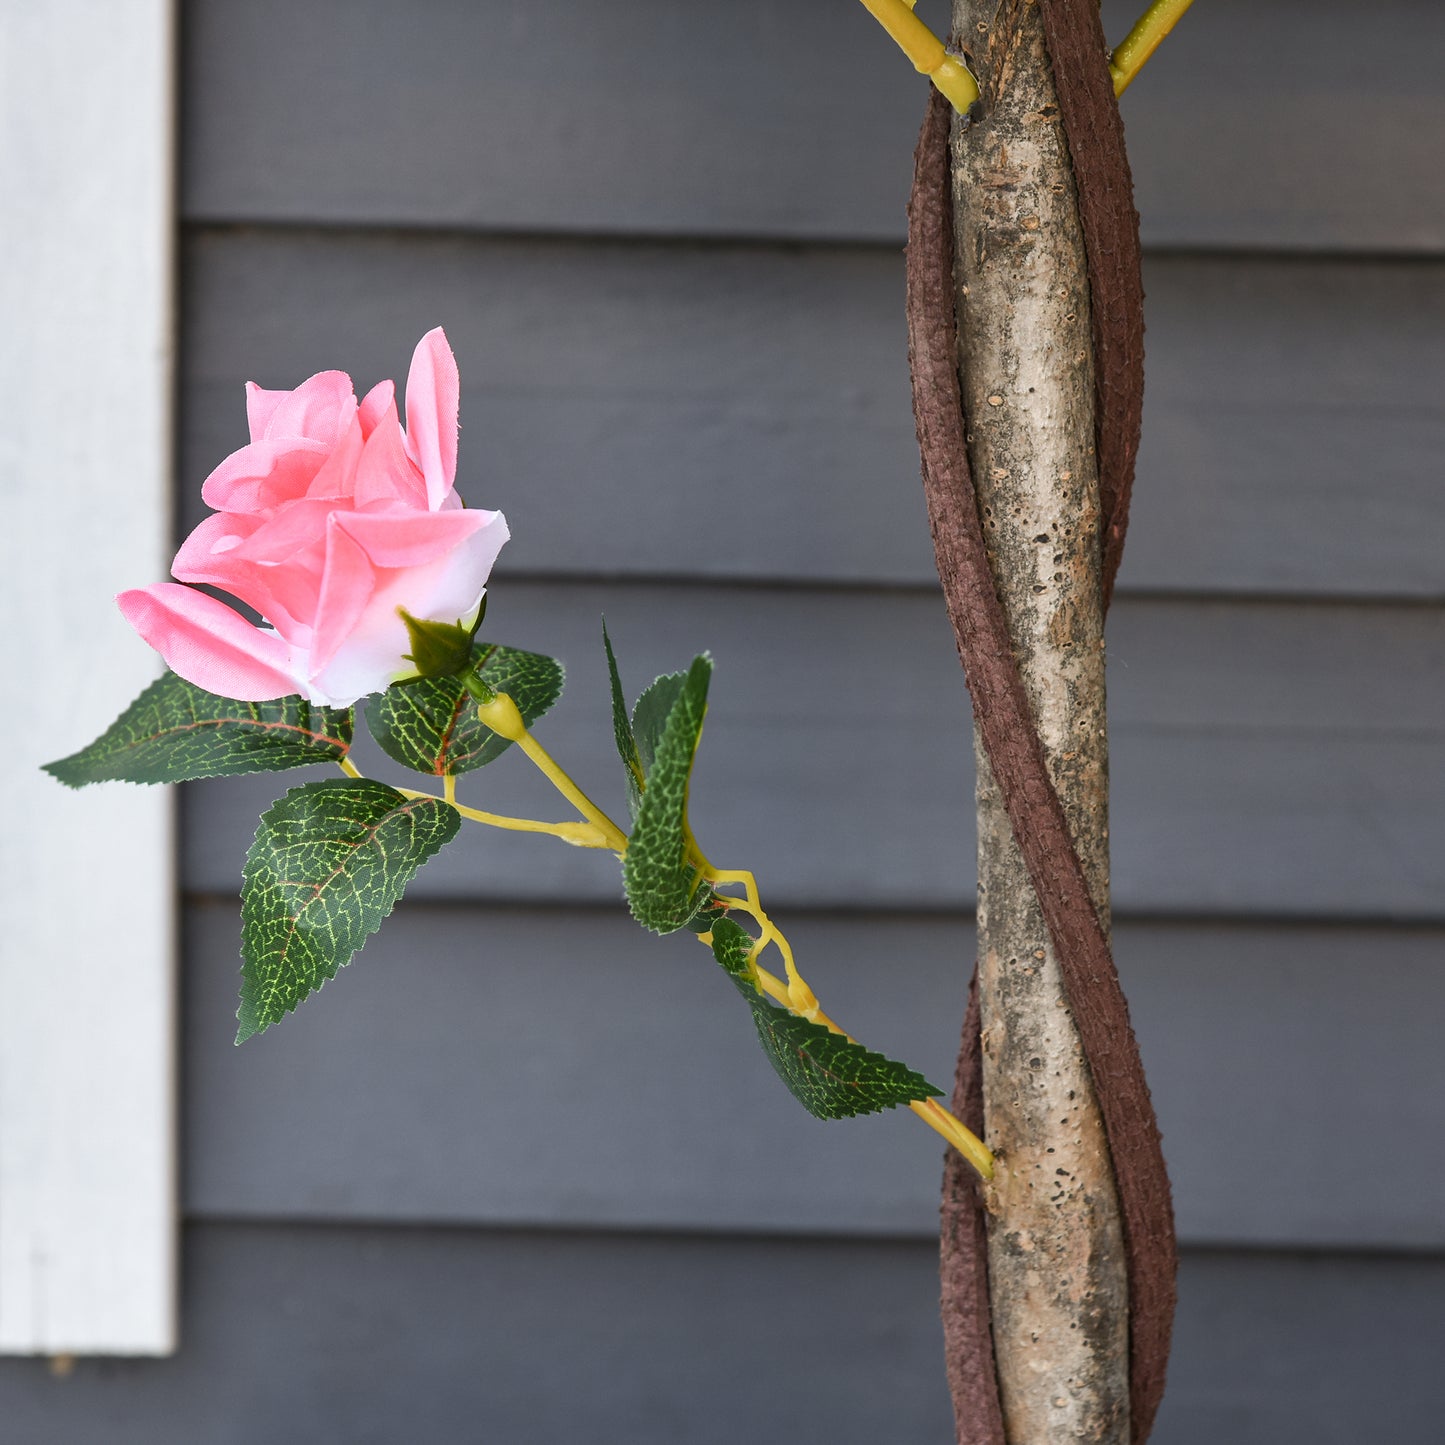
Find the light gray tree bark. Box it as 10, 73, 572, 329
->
949, 3, 1130, 1440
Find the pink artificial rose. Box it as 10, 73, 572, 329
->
119, 328, 509, 707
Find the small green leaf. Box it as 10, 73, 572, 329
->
43, 670, 352, 787
740, 1001, 942, 1119
622, 654, 712, 934
707, 912, 756, 979
237, 778, 459, 1042
705, 918, 941, 1119
365, 641, 564, 776
398, 600, 484, 679
631, 671, 690, 779
602, 619, 644, 819
601, 620, 640, 770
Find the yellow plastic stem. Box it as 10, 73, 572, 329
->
399, 790, 611, 847
855, 0, 979, 114
472, 691, 630, 853
912, 1098, 996, 1179
334, 758, 612, 848
1109, 0, 1196, 96
701, 869, 994, 1179
343, 697, 995, 1176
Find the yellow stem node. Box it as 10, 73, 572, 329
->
855, 0, 979, 115
1109, 0, 1196, 96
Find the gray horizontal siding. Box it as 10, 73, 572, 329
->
180, 585, 1445, 920
184, 901, 1445, 1250
181, 229, 1445, 598
181, 0, 1445, 253
155, 8, 1445, 1438
6, 1223, 1442, 1444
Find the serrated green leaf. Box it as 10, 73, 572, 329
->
707, 912, 756, 978
601, 620, 640, 772
364, 641, 564, 777
622, 654, 712, 934
707, 915, 940, 1118
237, 778, 459, 1042
43, 670, 352, 787
631, 672, 687, 776
601, 619, 644, 820
740, 1000, 942, 1119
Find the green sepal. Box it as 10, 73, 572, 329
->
708, 917, 941, 1120
398, 598, 484, 680
364, 641, 564, 777
622, 654, 713, 933
236, 778, 460, 1042
43, 670, 353, 787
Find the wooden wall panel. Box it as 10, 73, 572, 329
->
3, 1224, 1441, 1445
179, 586, 1445, 919
181, 0, 1445, 253
181, 232, 1445, 598
183, 902, 1445, 1251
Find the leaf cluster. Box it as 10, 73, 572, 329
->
45, 640, 562, 1041
49, 625, 941, 1132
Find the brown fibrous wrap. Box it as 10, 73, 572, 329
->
907, 6, 1177, 1439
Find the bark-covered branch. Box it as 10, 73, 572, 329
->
908, 4, 1177, 1441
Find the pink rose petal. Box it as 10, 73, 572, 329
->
118, 584, 299, 700
127, 331, 508, 706
352, 405, 427, 510
332, 506, 495, 569
307, 516, 378, 675
263, 370, 357, 446
200, 437, 330, 515
404, 327, 460, 511
357, 379, 396, 439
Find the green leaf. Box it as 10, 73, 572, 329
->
602, 619, 645, 821
237, 778, 459, 1042
741, 1002, 942, 1120
622, 654, 712, 934
631, 671, 688, 777
364, 641, 564, 776
43, 670, 352, 787
601, 620, 640, 770
707, 912, 756, 979
708, 918, 941, 1119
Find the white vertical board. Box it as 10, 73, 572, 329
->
0, 2, 177, 1353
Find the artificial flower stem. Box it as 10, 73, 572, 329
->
469, 688, 630, 853
1109, 0, 1196, 95
913, 1099, 996, 1180
855, 0, 980, 114
412, 792, 612, 847
334, 759, 611, 847
700, 924, 995, 1179
700, 864, 819, 1014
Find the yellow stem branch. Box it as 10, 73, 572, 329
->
472, 690, 630, 853
699, 866, 994, 1179
336, 757, 611, 847
855, 0, 979, 114
1109, 0, 1196, 96
398, 790, 612, 847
